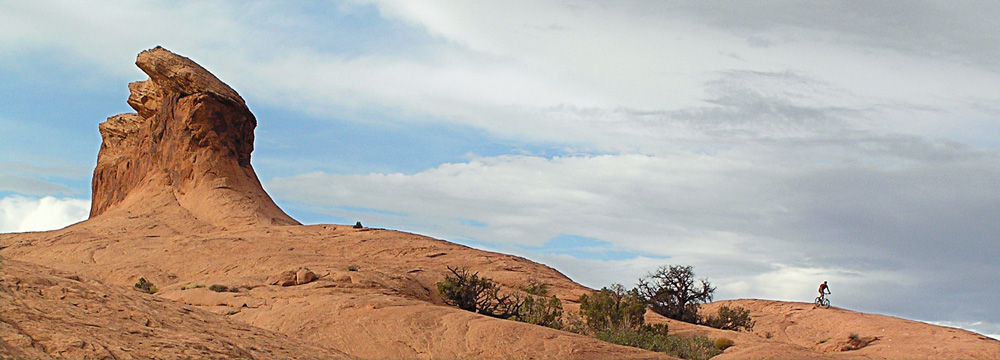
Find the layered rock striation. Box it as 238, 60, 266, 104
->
90, 46, 297, 227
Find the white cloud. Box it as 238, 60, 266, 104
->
270, 153, 777, 250
0, 196, 90, 233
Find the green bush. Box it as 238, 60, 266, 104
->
702, 305, 755, 332
346, 264, 360, 271
563, 313, 587, 334
437, 271, 564, 329
437, 266, 520, 318
134, 277, 158, 294
714, 337, 734, 350
594, 327, 722, 360
516, 283, 564, 329
578, 284, 647, 332
640, 323, 669, 336
209, 284, 229, 292
353, 221, 363, 229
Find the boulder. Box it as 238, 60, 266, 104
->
267, 271, 296, 287
296, 268, 317, 285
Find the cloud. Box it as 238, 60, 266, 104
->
5, 1, 996, 157
346, 1, 1000, 150
0, 196, 90, 233
0, 174, 75, 196
658, 1, 1000, 71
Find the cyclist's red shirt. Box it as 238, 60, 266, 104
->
819, 283, 829, 292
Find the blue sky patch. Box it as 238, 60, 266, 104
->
457, 218, 487, 228
251, 103, 573, 178
527, 234, 645, 261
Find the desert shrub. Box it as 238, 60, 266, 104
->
563, 313, 587, 334
702, 305, 755, 332
516, 282, 563, 329
437, 266, 520, 318
353, 221, 363, 229
180, 284, 205, 290
637, 265, 714, 323
209, 284, 229, 292
641, 323, 670, 336
594, 327, 721, 360
842, 333, 878, 351
520, 280, 549, 296
578, 284, 647, 332
714, 337, 735, 350
134, 277, 158, 294
346, 264, 360, 271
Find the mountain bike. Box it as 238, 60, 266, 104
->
814, 295, 830, 308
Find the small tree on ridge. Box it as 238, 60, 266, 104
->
637, 265, 715, 323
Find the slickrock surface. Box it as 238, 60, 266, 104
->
0, 257, 348, 359
653, 299, 1000, 359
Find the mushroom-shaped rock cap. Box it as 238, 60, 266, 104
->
135, 46, 244, 106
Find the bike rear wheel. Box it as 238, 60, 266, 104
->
815, 297, 830, 308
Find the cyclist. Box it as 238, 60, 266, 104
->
818, 281, 831, 300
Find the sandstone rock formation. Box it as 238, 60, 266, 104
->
2, 47, 998, 360
267, 268, 317, 286
90, 46, 297, 227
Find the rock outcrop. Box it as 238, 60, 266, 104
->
90, 46, 297, 227
267, 268, 317, 286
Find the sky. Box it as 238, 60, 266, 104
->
1, 1, 998, 338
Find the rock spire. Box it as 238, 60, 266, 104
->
90, 46, 298, 227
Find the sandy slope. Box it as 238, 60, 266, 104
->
0, 257, 348, 359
